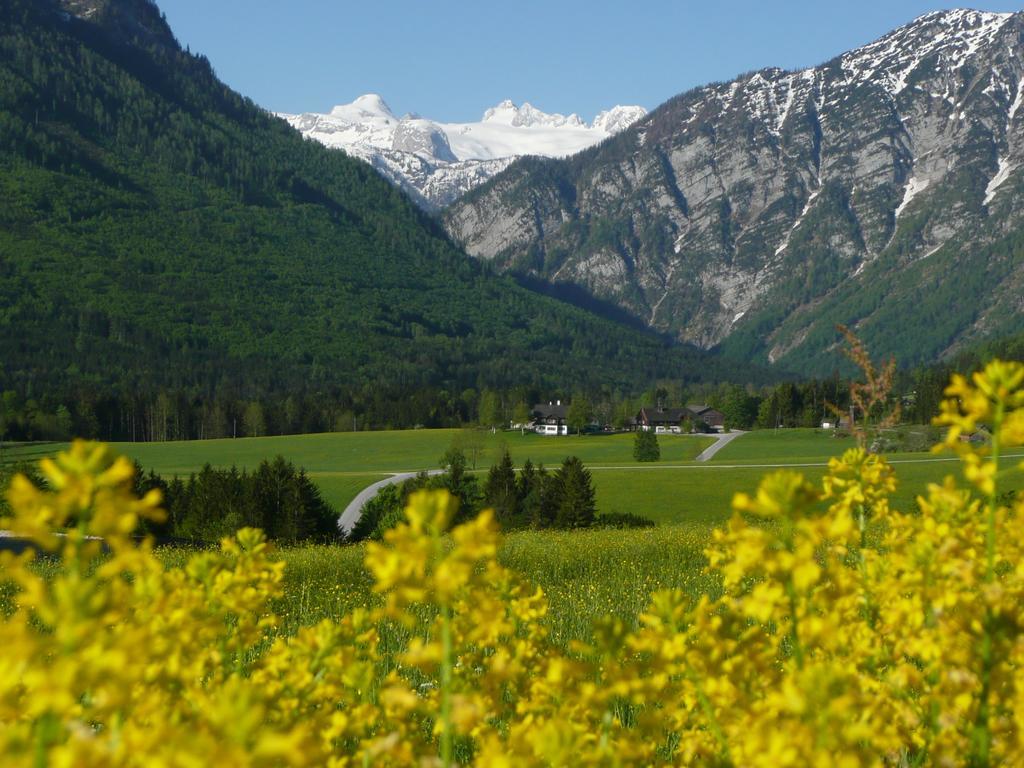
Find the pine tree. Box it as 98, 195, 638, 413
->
553, 456, 596, 529
633, 429, 661, 461
518, 460, 550, 528
439, 447, 480, 522
296, 468, 338, 540
483, 448, 518, 523
517, 459, 536, 505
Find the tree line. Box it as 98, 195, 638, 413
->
349, 446, 653, 542
133, 456, 339, 544
2, 334, 1010, 445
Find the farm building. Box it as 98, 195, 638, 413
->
531, 402, 568, 436
687, 405, 725, 431
635, 406, 691, 433
634, 404, 726, 432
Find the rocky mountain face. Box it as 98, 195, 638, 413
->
444, 10, 1024, 375
279, 96, 645, 211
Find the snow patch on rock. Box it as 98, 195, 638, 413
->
838, 9, 1012, 96
984, 157, 1015, 204
774, 188, 820, 256
895, 176, 930, 218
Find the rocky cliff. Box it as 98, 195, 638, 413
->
444, 10, 1024, 374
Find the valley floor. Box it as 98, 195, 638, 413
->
5, 428, 1019, 527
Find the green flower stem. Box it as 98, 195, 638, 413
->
440, 603, 453, 767
972, 400, 1004, 767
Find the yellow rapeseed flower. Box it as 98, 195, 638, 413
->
0, 358, 1022, 764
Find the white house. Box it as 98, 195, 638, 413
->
531, 401, 569, 436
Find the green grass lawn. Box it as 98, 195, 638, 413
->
1, 431, 712, 513
6, 430, 1021, 524
590, 455, 1024, 526
110, 429, 713, 473
711, 426, 949, 465
2, 430, 714, 475
711, 428, 857, 463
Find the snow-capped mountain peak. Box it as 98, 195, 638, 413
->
838, 8, 1012, 95
329, 93, 395, 122
592, 105, 649, 134
442, 8, 1024, 372
481, 99, 518, 124
482, 99, 595, 129
279, 95, 647, 210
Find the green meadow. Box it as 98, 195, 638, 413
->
5, 428, 1019, 526
1, 430, 714, 511
263, 524, 713, 648
92, 430, 701, 473
711, 428, 857, 462
3, 429, 714, 473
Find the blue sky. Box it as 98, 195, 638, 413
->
156, 1, 1024, 121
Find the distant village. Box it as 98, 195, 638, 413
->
528, 401, 726, 436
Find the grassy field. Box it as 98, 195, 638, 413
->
1, 430, 713, 511
1, 430, 714, 473
5, 429, 1021, 522
591, 456, 1024, 526
14, 426, 1023, 657
109, 430, 714, 473
249, 524, 712, 648
712, 428, 857, 462
712, 426, 946, 464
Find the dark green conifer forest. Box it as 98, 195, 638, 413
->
0, 0, 754, 440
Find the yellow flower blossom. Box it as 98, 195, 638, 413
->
0, 358, 1022, 764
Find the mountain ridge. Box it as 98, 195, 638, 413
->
279, 95, 646, 210
443, 8, 1024, 375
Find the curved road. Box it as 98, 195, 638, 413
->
338, 469, 443, 535
337, 432, 745, 533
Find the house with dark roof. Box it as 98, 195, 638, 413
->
531, 401, 568, 436
634, 404, 727, 433
635, 406, 691, 433
687, 405, 725, 431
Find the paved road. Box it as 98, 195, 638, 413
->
579, 452, 1024, 471
337, 469, 443, 535
694, 430, 747, 462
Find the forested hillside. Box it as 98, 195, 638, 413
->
0, 0, 751, 440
